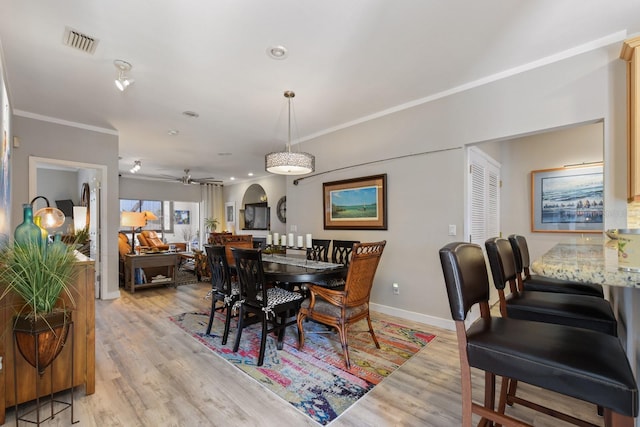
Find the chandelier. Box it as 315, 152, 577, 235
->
265, 91, 315, 175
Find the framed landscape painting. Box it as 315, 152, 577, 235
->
323, 174, 387, 230
530, 164, 603, 233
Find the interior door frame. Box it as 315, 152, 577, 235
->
28, 156, 109, 300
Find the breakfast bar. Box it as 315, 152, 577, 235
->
532, 236, 640, 426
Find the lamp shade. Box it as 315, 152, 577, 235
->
73, 206, 88, 232
142, 211, 158, 221
265, 151, 315, 175
121, 211, 146, 228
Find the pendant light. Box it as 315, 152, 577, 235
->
265, 91, 315, 175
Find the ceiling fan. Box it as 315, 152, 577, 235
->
160, 169, 221, 185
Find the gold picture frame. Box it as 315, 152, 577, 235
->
530, 164, 603, 233
323, 174, 387, 230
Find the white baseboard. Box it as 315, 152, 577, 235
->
101, 289, 121, 300
370, 302, 455, 331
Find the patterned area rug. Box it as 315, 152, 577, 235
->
170, 311, 436, 425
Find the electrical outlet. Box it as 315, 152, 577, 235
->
392, 283, 399, 295
448, 224, 456, 236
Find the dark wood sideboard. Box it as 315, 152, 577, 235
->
0, 255, 95, 424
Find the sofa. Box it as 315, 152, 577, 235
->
138, 230, 186, 252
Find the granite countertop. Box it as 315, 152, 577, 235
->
531, 237, 640, 288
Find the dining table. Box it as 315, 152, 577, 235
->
260, 253, 347, 286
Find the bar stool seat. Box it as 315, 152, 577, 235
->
506, 290, 617, 336
468, 317, 636, 417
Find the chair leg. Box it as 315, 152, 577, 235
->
337, 325, 351, 369
222, 304, 232, 345
366, 314, 380, 348
276, 314, 286, 350
604, 408, 635, 427
296, 312, 306, 349
233, 306, 245, 353
206, 298, 217, 335
258, 314, 268, 366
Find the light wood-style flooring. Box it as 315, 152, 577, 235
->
6, 282, 604, 426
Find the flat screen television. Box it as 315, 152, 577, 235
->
244, 202, 269, 230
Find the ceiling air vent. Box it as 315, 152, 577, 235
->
63, 27, 98, 54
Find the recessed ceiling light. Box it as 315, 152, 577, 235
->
267, 45, 288, 60
230, 177, 235, 181
167, 129, 179, 136
248, 172, 254, 177
182, 111, 199, 118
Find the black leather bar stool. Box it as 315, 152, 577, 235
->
440, 242, 638, 427
509, 234, 604, 298
485, 237, 617, 336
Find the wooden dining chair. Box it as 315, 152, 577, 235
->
231, 247, 304, 366
508, 234, 604, 297
204, 244, 239, 345
439, 242, 637, 427
297, 240, 386, 369
306, 239, 331, 262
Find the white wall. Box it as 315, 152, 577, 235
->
498, 122, 604, 261
223, 174, 286, 239
285, 43, 627, 327
12, 116, 120, 299
119, 177, 201, 202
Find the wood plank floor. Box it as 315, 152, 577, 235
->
6, 282, 604, 426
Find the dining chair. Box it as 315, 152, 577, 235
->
203, 245, 239, 345
508, 234, 604, 297
297, 240, 386, 369
306, 239, 331, 262
439, 242, 637, 427
485, 237, 617, 335
331, 240, 360, 266
231, 247, 304, 366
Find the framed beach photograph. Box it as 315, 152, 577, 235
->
530, 164, 603, 233
225, 201, 235, 230
174, 209, 190, 225
323, 174, 387, 230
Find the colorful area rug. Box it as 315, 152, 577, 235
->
170, 311, 436, 425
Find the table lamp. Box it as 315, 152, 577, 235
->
121, 211, 146, 254
30, 196, 65, 230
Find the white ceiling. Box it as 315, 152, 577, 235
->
2, 1, 640, 184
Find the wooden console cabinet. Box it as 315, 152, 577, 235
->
124, 253, 177, 292
0, 255, 95, 424
621, 36, 640, 202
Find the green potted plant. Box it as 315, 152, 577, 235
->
204, 217, 219, 232
0, 239, 78, 374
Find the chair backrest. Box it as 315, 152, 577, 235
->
331, 240, 360, 266
307, 239, 331, 262
508, 234, 531, 277
204, 244, 232, 294
139, 230, 166, 249
231, 247, 267, 306
342, 241, 386, 306
485, 237, 521, 315
223, 240, 254, 266
439, 242, 491, 321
